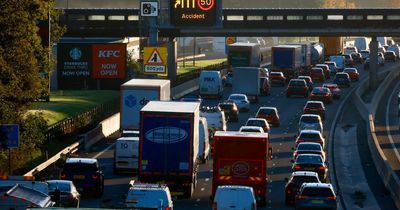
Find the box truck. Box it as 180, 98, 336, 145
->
120, 79, 170, 131
319, 37, 344, 57
212, 131, 272, 206
232, 67, 261, 103
139, 101, 200, 198
271, 45, 302, 79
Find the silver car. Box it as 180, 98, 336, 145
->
227, 94, 250, 112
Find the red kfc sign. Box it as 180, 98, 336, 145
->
92, 44, 126, 79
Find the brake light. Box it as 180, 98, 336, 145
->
294, 165, 301, 170
298, 195, 309, 199
92, 174, 99, 180
165, 207, 171, 210
287, 189, 292, 194
304, 108, 310, 111
213, 202, 217, 210
297, 139, 305, 143
310, 93, 316, 97
60, 173, 66, 179
293, 152, 298, 158
318, 166, 325, 171
327, 196, 336, 200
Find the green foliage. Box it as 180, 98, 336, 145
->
0, 0, 64, 174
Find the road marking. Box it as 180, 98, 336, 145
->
386, 84, 400, 162
279, 143, 282, 146
196, 198, 201, 202
92, 143, 115, 159
272, 163, 276, 166
205, 178, 209, 182
201, 188, 205, 191
277, 149, 280, 152
269, 189, 272, 193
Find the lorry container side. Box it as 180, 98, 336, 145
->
212, 131, 269, 206
120, 79, 170, 130
228, 43, 261, 70
319, 37, 343, 57
232, 67, 260, 103
139, 101, 200, 198
272, 45, 302, 79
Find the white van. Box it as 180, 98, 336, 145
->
200, 107, 227, 133
213, 185, 257, 210
329, 55, 345, 72
199, 70, 223, 98
125, 183, 173, 210
198, 117, 210, 163
113, 136, 139, 174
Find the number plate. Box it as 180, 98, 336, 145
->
311, 200, 324, 204
304, 167, 315, 171
73, 175, 85, 179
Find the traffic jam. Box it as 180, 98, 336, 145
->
1, 36, 397, 210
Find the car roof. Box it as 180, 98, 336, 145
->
259, 106, 277, 110
247, 118, 267, 122
46, 180, 73, 185
217, 185, 253, 190
323, 83, 338, 87
300, 114, 321, 118
292, 171, 319, 177
312, 67, 323, 70
298, 76, 311, 79
299, 130, 321, 134
240, 126, 263, 131
229, 93, 246, 97
316, 64, 328, 67
302, 183, 333, 189
66, 158, 97, 164
306, 100, 324, 105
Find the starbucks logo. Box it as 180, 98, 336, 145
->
69, 48, 82, 60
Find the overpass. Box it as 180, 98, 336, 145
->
59, 8, 400, 37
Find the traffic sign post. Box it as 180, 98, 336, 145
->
225, 37, 237, 54
0, 124, 19, 175
143, 47, 168, 76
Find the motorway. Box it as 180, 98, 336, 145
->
43, 61, 399, 209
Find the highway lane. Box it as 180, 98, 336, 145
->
49, 61, 399, 209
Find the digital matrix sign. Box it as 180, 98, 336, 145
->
170, 0, 217, 26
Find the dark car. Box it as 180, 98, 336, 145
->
256, 107, 280, 127
292, 154, 328, 182
286, 79, 309, 98
350, 52, 363, 64
315, 64, 330, 79
60, 158, 104, 196
295, 183, 337, 210
293, 142, 326, 161
270, 72, 286, 86
324, 61, 337, 75
310, 87, 333, 104
343, 68, 360, 81
333, 72, 351, 88
343, 54, 354, 67
259, 77, 271, 95
322, 83, 341, 99
303, 100, 326, 120
47, 180, 80, 207
284, 171, 321, 205
385, 51, 397, 62
297, 76, 313, 91
218, 102, 239, 122
360, 50, 370, 60
310, 67, 325, 82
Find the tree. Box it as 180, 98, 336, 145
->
0, 0, 64, 174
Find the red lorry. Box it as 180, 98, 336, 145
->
212, 131, 272, 206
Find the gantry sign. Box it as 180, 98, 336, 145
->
170, 0, 217, 26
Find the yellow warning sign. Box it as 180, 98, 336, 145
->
144, 47, 167, 66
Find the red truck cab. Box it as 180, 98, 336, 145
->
212, 131, 272, 206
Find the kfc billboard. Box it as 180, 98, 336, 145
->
92, 44, 127, 79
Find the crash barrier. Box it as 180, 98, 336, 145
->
353, 67, 400, 209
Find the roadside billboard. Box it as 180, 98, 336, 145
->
92, 44, 127, 79
57, 43, 92, 78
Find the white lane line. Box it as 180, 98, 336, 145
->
205, 178, 210, 182
272, 163, 276, 166
92, 143, 115, 159
196, 198, 201, 202
386, 85, 400, 162
279, 143, 282, 146
201, 188, 205, 191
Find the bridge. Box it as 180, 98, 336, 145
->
59, 8, 400, 37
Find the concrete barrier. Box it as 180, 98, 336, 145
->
171, 78, 199, 100
82, 113, 120, 150
353, 66, 400, 209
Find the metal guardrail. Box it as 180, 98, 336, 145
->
58, 8, 400, 37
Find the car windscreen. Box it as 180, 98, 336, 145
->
300, 116, 320, 123
298, 143, 321, 151
299, 133, 321, 140
301, 187, 334, 197
293, 176, 320, 185
63, 163, 98, 172
296, 155, 323, 164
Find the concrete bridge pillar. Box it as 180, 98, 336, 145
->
369, 37, 378, 90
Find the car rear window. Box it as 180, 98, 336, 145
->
300, 116, 320, 123
299, 133, 321, 140
270, 72, 282, 76
301, 187, 334, 197
296, 155, 323, 164
64, 163, 98, 172
48, 183, 71, 192
344, 69, 356, 73
219, 104, 233, 109
246, 120, 266, 127
259, 108, 275, 115
312, 68, 323, 73
336, 74, 348, 79
306, 102, 323, 109
293, 176, 319, 185
312, 88, 329, 93
298, 143, 321, 151
229, 95, 244, 100
289, 80, 306, 86
298, 77, 311, 83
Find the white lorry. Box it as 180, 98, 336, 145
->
120, 79, 170, 131
232, 67, 260, 103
